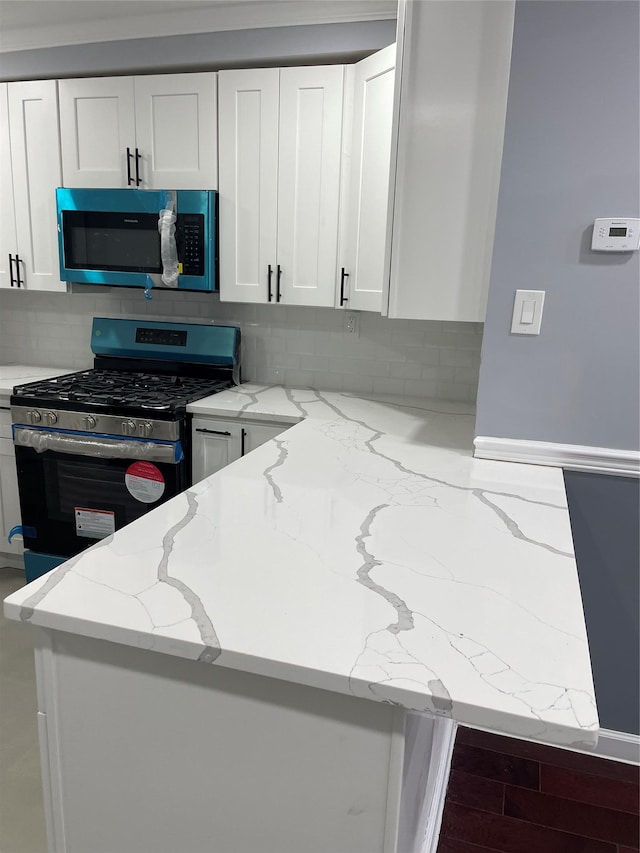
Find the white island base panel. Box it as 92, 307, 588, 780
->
35, 626, 455, 853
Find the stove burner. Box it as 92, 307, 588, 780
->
13, 369, 232, 412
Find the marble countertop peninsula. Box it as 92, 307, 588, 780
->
4, 384, 598, 748
0, 365, 77, 405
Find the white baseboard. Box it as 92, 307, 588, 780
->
474, 436, 640, 478
588, 727, 640, 765
0, 552, 24, 571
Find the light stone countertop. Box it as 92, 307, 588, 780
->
4, 383, 599, 748
0, 365, 77, 406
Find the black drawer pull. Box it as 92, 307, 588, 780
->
195, 428, 232, 436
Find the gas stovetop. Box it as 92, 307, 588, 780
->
11, 369, 232, 413
10, 318, 240, 439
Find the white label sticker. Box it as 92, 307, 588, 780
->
125, 461, 166, 504
75, 507, 115, 540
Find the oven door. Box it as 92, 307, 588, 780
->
13, 427, 187, 558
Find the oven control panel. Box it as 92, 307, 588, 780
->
10, 407, 180, 443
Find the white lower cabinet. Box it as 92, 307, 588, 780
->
191, 416, 288, 483
0, 409, 23, 558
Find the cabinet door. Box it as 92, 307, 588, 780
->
0, 434, 23, 556
8, 80, 66, 292
191, 418, 242, 483
339, 46, 395, 313
276, 66, 344, 307
59, 76, 135, 188
0, 84, 17, 290
218, 69, 279, 304
243, 423, 287, 455
134, 73, 218, 190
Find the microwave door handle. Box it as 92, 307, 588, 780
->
126, 147, 134, 185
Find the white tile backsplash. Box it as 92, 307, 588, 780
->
0, 288, 483, 402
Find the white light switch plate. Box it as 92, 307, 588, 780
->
511, 290, 545, 335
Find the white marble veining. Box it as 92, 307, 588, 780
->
0, 364, 76, 405
4, 385, 598, 748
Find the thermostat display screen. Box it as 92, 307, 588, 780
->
609, 227, 627, 237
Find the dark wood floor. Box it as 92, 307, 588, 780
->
437, 727, 640, 853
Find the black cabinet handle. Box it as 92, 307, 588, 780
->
340, 268, 349, 306
267, 264, 273, 302
134, 148, 142, 186
276, 264, 282, 303
241, 428, 246, 456
195, 428, 232, 436
8, 254, 15, 287
126, 147, 134, 185
15, 254, 23, 288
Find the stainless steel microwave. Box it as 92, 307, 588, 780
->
56, 188, 217, 291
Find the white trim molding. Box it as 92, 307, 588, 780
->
474, 436, 640, 478
589, 727, 640, 766
0, 1, 397, 54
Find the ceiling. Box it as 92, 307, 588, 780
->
0, 1, 398, 53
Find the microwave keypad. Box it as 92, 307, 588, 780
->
177, 215, 205, 276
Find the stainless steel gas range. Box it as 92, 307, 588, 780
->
10, 317, 240, 581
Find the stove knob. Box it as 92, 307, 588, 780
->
28, 410, 42, 424
83, 415, 97, 430
43, 411, 58, 426
122, 420, 136, 436
139, 421, 153, 438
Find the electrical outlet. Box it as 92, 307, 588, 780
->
345, 314, 358, 335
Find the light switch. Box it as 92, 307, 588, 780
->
511, 290, 545, 335
520, 300, 536, 325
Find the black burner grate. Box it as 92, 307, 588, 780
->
13, 370, 232, 412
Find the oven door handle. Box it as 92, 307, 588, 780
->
13, 428, 182, 464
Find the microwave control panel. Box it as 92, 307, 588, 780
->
591, 218, 640, 252
176, 214, 205, 275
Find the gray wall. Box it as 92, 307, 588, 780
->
475, 0, 640, 452
0, 20, 396, 81
564, 472, 639, 735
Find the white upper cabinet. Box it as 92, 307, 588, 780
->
0, 84, 17, 290
276, 66, 344, 308
0, 80, 65, 292
59, 73, 217, 189
218, 69, 279, 304
218, 65, 345, 307
59, 77, 135, 189
384, 0, 515, 322
134, 74, 218, 190
337, 45, 395, 313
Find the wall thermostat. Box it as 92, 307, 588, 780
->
591, 218, 640, 252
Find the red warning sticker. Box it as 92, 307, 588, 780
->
125, 461, 166, 504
